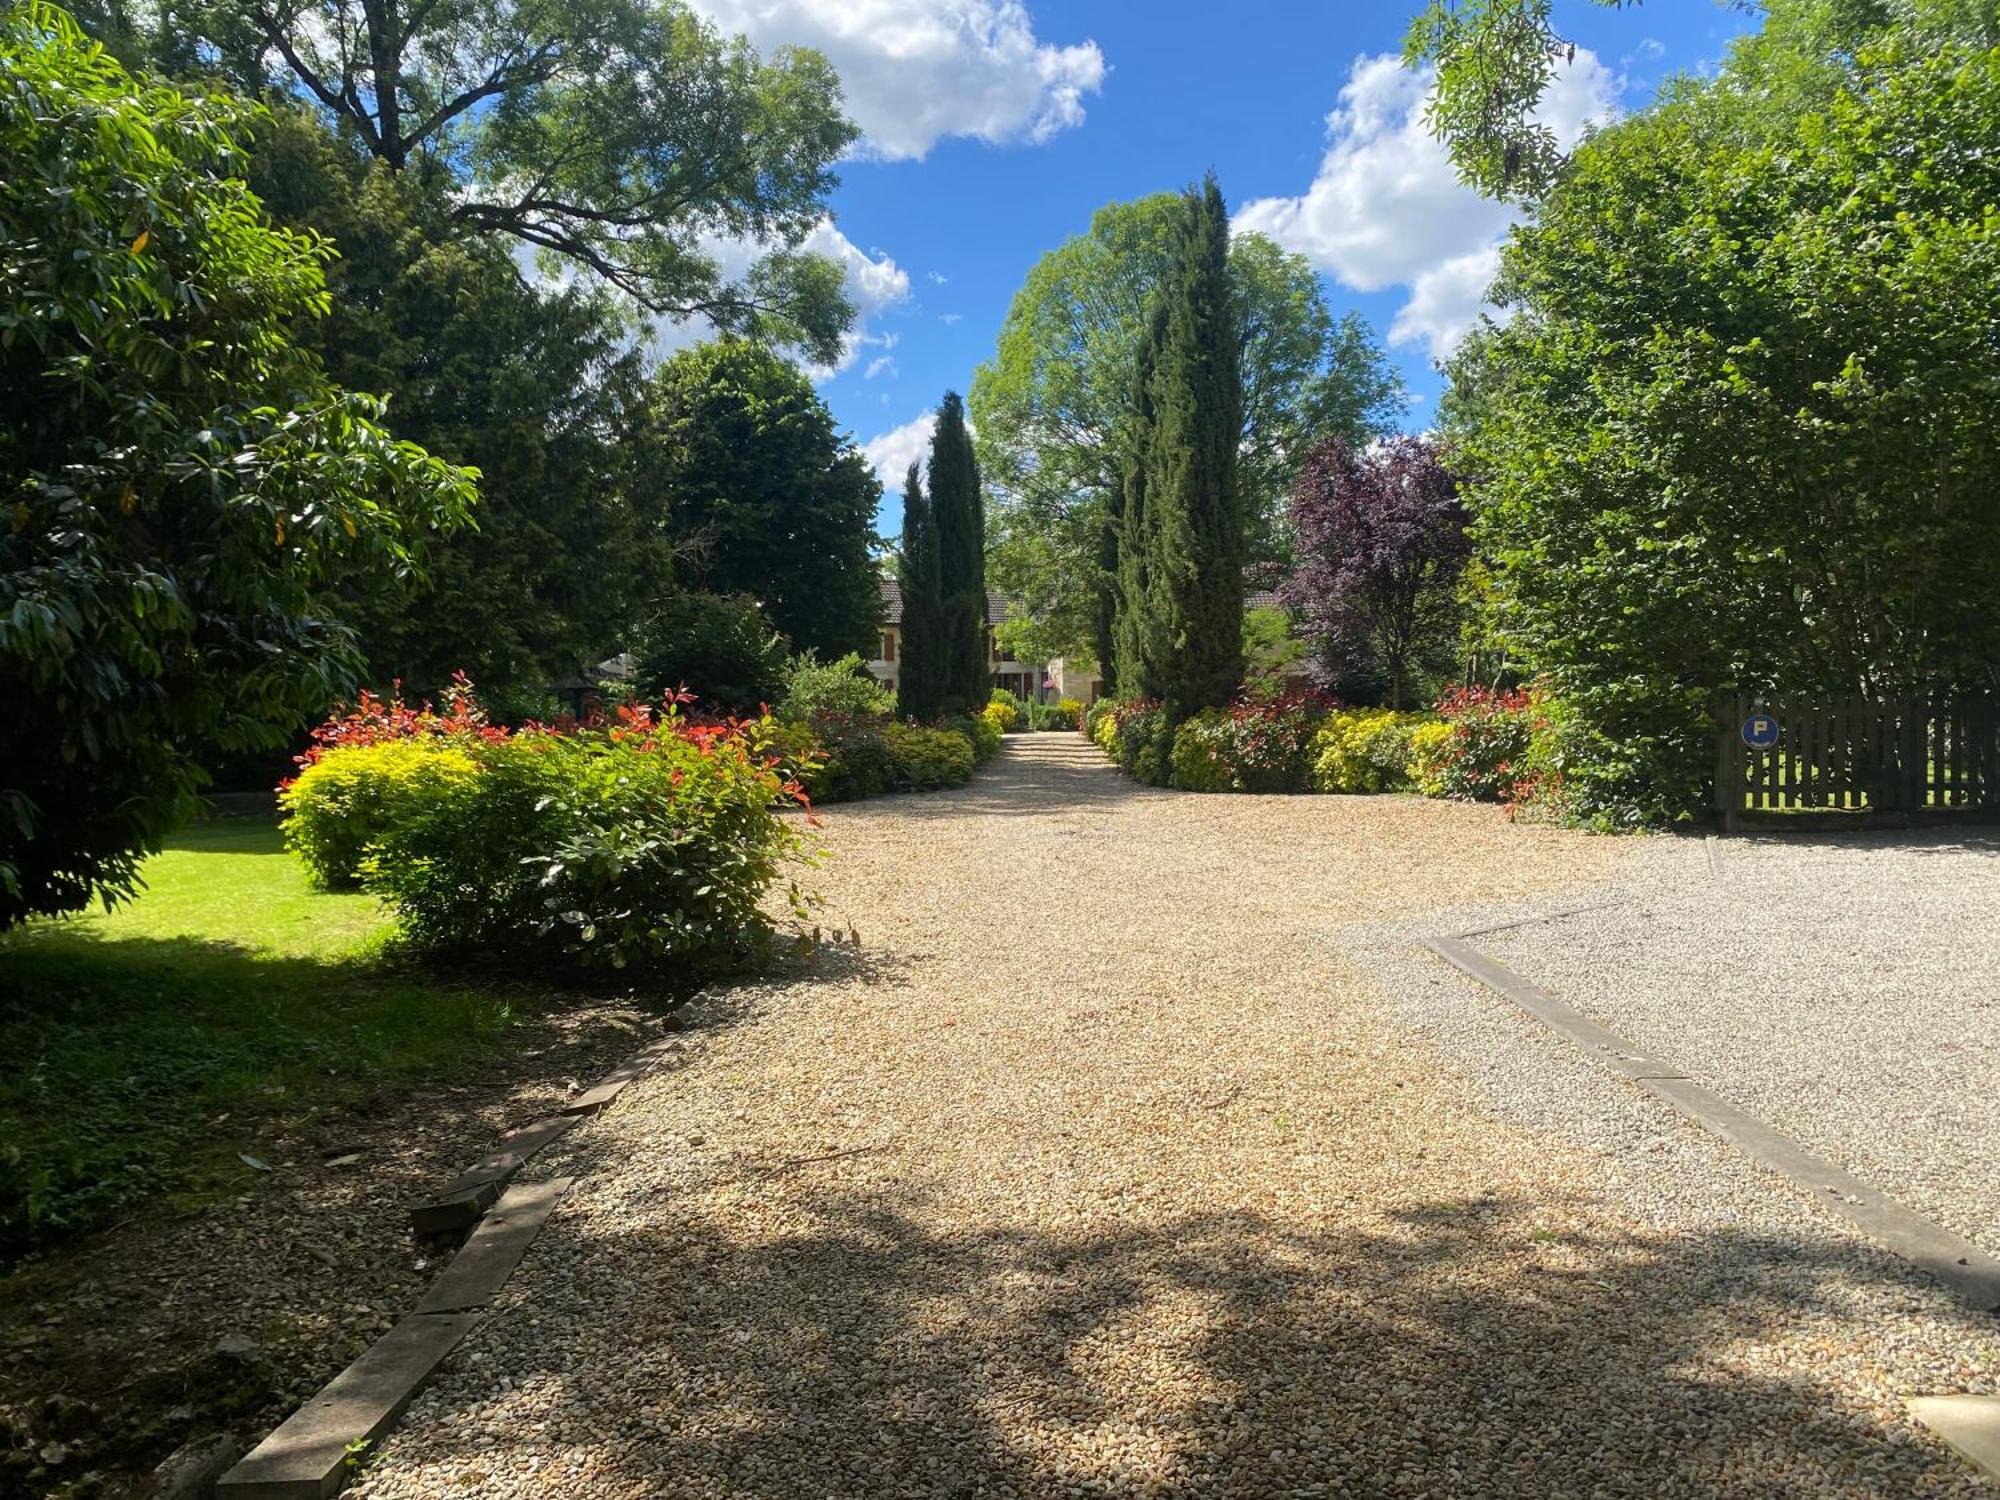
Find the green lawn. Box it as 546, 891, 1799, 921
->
0, 822, 522, 1256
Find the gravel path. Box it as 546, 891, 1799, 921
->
1467, 830, 2000, 1259
350, 739, 1995, 1499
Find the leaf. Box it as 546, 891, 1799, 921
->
130, 229, 150, 255
238, 1153, 272, 1172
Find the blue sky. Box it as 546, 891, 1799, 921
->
682, 1, 1757, 531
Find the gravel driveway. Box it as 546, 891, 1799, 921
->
350, 738, 1995, 1499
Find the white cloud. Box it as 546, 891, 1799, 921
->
687, 0, 1105, 160
864, 355, 896, 379
927, 270, 949, 285
644, 217, 910, 377
1235, 50, 1618, 362
939, 312, 963, 326
862, 412, 935, 489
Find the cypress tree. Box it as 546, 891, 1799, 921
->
1112, 295, 1167, 700
929, 390, 988, 712
1145, 174, 1243, 723
895, 461, 944, 720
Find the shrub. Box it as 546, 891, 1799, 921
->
1425, 686, 1538, 801
1110, 701, 1170, 785
982, 696, 1020, 735
1037, 697, 1084, 731
777, 652, 894, 724
1223, 692, 1324, 793
1311, 709, 1434, 794
0, 9, 474, 928
883, 723, 977, 789
1169, 709, 1236, 791
1086, 699, 1120, 747
954, 711, 1003, 762
1406, 721, 1459, 798
281, 739, 480, 887
359, 700, 810, 972
632, 591, 791, 715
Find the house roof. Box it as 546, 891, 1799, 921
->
878, 577, 1015, 627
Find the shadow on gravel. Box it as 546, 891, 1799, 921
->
439, 1185, 1985, 1498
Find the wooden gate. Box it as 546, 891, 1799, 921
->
1715, 693, 2000, 831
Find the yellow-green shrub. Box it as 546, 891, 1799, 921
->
280, 740, 480, 888
1406, 720, 1459, 799
981, 697, 1019, 735
1311, 709, 1434, 794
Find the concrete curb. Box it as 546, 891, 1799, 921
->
1425, 935, 2000, 1313
1910, 1395, 2000, 1483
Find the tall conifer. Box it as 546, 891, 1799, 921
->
1145, 174, 1243, 722
895, 462, 944, 720
929, 391, 988, 712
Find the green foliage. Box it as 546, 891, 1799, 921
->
357, 719, 809, 972
951, 710, 1004, 763
280, 740, 481, 887
881, 723, 977, 789
632, 592, 791, 716
1404, 0, 1633, 200
929, 392, 988, 713
1311, 709, 1435, 793
1031, 698, 1083, 731
896, 461, 946, 721
1168, 709, 1236, 792
1242, 606, 1308, 700
142, 0, 860, 353
973, 191, 1404, 666
246, 104, 651, 696
1406, 721, 1460, 799
0, 6, 474, 927
1099, 700, 1172, 785
983, 693, 1022, 734
777, 652, 893, 724
1137, 176, 1245, 724
1446, 26, 2000, 822
638, 341, 884, 659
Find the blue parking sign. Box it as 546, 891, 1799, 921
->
1741, 712, 1781, 749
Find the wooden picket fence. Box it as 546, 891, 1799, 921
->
1715, 692, 2000, 831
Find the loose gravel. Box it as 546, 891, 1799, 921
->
1464, 830, 2000, 1261
348, 739, 1996, 1499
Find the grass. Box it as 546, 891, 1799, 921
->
0, 821, 525, 1257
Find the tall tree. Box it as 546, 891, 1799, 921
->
0, 5, 473, 924
1108, 298, 1165, 699
246, 104, 649, 701
97, 0, 861, 358
973, 192, 1402, 667
895, 462, 945, 720
636, 341, 883, 659
1443, 7, 2000, 820
1282, 437, 1469, 708
1143, 175, 1245, 721
928, 392, 987, 713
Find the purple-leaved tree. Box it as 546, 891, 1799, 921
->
1281, 437, 1469, 709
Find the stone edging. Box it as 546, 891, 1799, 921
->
1424, 933, 2000, 1486
211, 1033, 681, 1498
1425, 935, 2000, 1311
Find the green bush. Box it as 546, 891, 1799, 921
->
632, 591, 791, 715
1032, 697, 1083, 731
1311, 709, 1434, 794
777, 652, 894, 723
982, 696, 1020, 735
1086, 699, 1120, 748
1111, 701, 1171, 785
1407, 721, 1458, 799
280, 739, 480, 886
1169, 709, 1236, 791
358, 716, 808, 972
954, 711, 1003, 762
883, 723, 977, 789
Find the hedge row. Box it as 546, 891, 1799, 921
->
1083, 686, 1573, 813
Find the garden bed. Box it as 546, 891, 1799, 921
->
0, 822, 671, 1498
